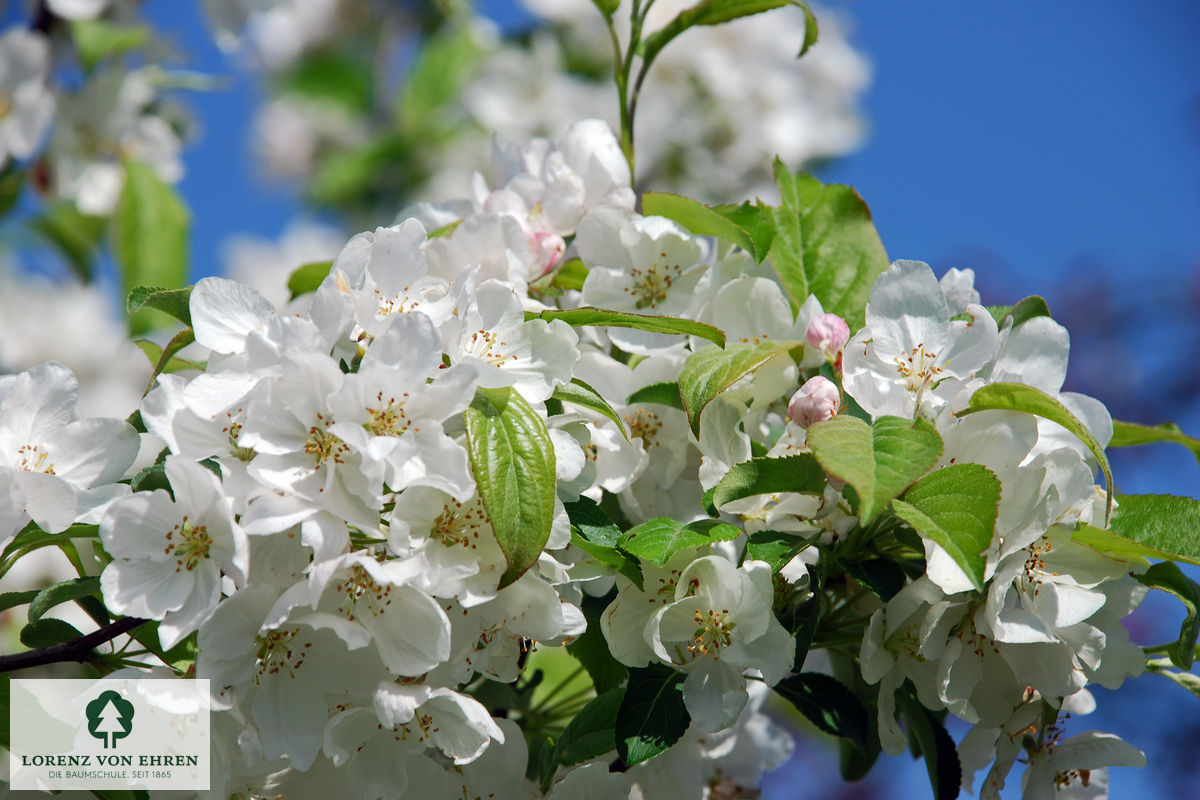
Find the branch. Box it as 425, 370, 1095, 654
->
0, 617, 148, 674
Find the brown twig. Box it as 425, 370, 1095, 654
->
0, 617, 148, 674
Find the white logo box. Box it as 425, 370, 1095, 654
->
9, 678, 210, 791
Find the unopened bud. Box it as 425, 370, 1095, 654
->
806, 313, 850, 361
787, 376, 840, 428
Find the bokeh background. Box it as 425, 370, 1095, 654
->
1, 0, 1198, 797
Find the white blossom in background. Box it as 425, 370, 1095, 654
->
0, 28, 54, 167
222, 218, 345, 308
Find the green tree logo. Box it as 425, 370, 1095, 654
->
85, 690, 134, 749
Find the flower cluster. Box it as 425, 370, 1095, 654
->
4, 111, 1181, 800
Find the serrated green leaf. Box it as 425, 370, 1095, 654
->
126, 286, 193, 327
28, 576, 101, 622
571, 531, 644, 590
1135, 562, 1200, 669
28, 201, 106, 282
1070, 523, 1168, 566
766, 163, 888, 328
553, 379, 629, 442
710, 454, 827, 511
287, 260, 333, 299
464, 387, 556, 588
958, 382, 1113, 522
135, 327, 202, 392
553, 688, 622, 769
113, 161, 189, 334
619, 518, 741, 565
899, 691, 961, 800
527, 306, 725, 348
0, 589, 39, 613
642, 192, 768, 261
20, 617, 85, 649
564, 496, 622, 547
615, 665, 690, 765
892, 464, 1001, 592
1106, 494, 1200, 566
745, 530, 815, 573
70, 19, 148, 71
775, 672, 869, 750
712, 201, 777, 260
1109, 420, 1200, 469
806, 415, 943, 522
626, 381, 684, 410
678, 339, 802, 436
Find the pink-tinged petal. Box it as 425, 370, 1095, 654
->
191, 276, 275, 354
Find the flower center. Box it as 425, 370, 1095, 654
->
334, 564, 394, 621
365, 391, 411, 437
17, 444, 55, 474
893, 343, 944, 393
430, 497, 488, 549
164, 516, 212, 572
465, 328, 516, 366
625, 261, 682, 310
374, 286, 421, 317
625, 408, 663, 448
254, 627, 311, 681
305, 412, 348, 467
221, 407, 256, 462
688, 608, 734, 658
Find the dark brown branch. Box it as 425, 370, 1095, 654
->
0, 617, 148, 674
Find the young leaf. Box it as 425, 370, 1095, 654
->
709, 454, 827, 510
71, 19, 148, 71
712, 201, 777, 260
126, 286, 193, 328
642, 192, 768, 261
678, 339, 802, 436
615, 664, 690, 766
463, 387, 557, 588
564, 496, 622, 547
20, 617, 86, 649
957, 382, 1113, 522
113, 161, 189, 334
553, 688, 623, 769
1070, 523, 1169, 566
745, 530, 815, 573
619, 518, 741, 565
0, 590, 39, 613
134, 336, 205, 379
527, 306, 725, 348
1135, 562, 1200, 670
1109, 420, 1200, 469
27, 576, 102, 622
805, 415, 943, 522
287, 260, 333, 299
774, 672, 869, 750
626, 381, 684, 410
553, 379, 629, 442
1002, 295, 1052, 328
640, 1, 814, 68
891, 464, 1001, 592
1107, 494, 1200, 566
571, 532, 644, 590
766, 162, 889, 328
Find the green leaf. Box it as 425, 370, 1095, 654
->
1070, 523, 1171, 565
797, 1, 819, 56
1109, 420, 1200, 469
70, 19, 149, 71
0, 589, 39, 613
564, 496, 622, 547
957, 382, 1113, 522
28, 201, 107, 282
642, 192, 769, 261
892, 464, 1001, 592
712, 201, 777, 260
287, 260, 333, 299
766, 163, 889, 328
130, 461, 172, 497
899, 692, 962, 800
1003, 295, 1052, 328
134, 338, 205, 376
710, 454, 827, 511
126, 286, 193, 328
745, 530, 815, 573
553, 688, 622, 768
589, 0, 620, 16
20, 617, 85, 649
615, 664, 690, 765
464, 387, 557, 589
774, 672, 869, 750
678, 339, 802, 436
1135, 562, 1200, 669
640, 1, 814, 68
553, 379, 629, 442
527, 306, 725, 348
553, 258, 589, 291
782, 594, 821, 671
1146, 657, 1200, 701
567, 596, 629, 694
1106, 494, 1200, 566
113, 161, 189, 334
626, 381, 684, 410
28, 576, 101, 622
620, 518, 741, 565
276, 48, 372, 112
571, 531, 644, 590
805, 415, 943, 522
400, 27, 482, 130
845, 558, 907, 602
0, 163, 24, 218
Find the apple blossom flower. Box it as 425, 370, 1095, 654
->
787, 375, 840, 428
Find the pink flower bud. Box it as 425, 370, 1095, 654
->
787, 376, 841, 428
531, 231, 566, 274
806, 313, 850, 360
